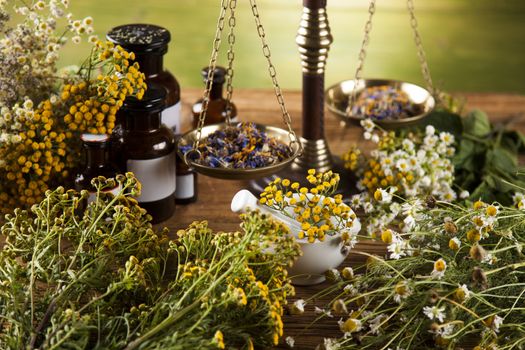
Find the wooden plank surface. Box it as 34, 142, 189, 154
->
164, 89, 525, 349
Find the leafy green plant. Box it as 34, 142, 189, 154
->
423, 108, 525, 204
0, 174, 300, 349
452, 110, 525, 204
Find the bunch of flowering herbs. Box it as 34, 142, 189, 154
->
303, 198, 525, 349
0, 174, 301, 349
0, 0, 147, 215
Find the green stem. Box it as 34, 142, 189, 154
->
485, 261, 525, 275
123, 299, 199, 350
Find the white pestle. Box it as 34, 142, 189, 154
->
231, 189, 301, 231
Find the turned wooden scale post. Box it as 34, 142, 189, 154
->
251, 0, 354, 194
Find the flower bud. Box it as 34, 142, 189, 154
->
469, 244, 487, 261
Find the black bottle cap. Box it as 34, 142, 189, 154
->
106, 24, 170, 55
202, 66, 227, 84
122, 83, 166, 113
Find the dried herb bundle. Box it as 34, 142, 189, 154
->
315, 199, 525, 349
0, 174, 300, 349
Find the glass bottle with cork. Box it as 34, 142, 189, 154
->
120, 83, 176, 224
107, 24, 182, 134
192, 66, 238, 127
75, 134, 121, 205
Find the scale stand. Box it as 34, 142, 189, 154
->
250, 0, 356, 196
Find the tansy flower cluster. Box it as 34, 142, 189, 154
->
311, 197, 525, 349
61, 40, 146, 135
259, 169, 361, 244
173, 212, 300, 348
344, 119, 457, 201
0, 177, 301, 348
0, 1, 147, 216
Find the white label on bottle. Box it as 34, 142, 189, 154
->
127, 152, 176, 203
87, 185, 122, 204
162, 102, 181, 134
176, 174, 194, 199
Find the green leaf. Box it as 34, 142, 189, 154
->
463, 109, 491, 137
459, 172, 479, 189
453, 139, 476, 166
492, 176, 525, 194
422, 110, 463, 138
469, 181, 494, 202
501, 131, 520, 154
484, 175, 496, 189
487, 147, 517, 174
503, 130, 525, 153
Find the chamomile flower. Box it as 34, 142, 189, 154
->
393, 280, 412, 303
455, 284, 471, 302
449, 237, 461, 251
439, 132, 454, 145
291, 299, 306, 314
426, 125, 436, 135
432, 258, 447, 279
339, 317, 362, 334
388, 239, 409, 260
314, 306, 333, 318
430, 323, 455, 337
332, 299, 348, 314
485, 315, 504, 333
343, 284, 358, 296
373, 188, 393, 204
402, 139, 415, 151
321, 338, 341, 350
492, 315, 504, 333
368, 314, 388, 335
285, 336, 295, 348
360, 118, 375, 132
513, 192, 525, 209
342, 267, 354, 280
423, 306, 446, 322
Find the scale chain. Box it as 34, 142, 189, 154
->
347, 0, 436, 115
348, 0, 376, 113
224, 0, 237, 126
194, 0, 229, 149
249, 0, 300, 150
194, 0, 300, 155
407, 0, 435, 97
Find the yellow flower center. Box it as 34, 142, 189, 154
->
473, 200, 485, 210
448, 238, 460, 251
434, 258, 446, 272
341, 318, 361, 333
486, 205, 498, 217
466, 229, 481, 242
381, 229, 393, 244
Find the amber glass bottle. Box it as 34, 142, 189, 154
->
175, 137, 197, 204
107, 24, 182, 134
75, 134, 120, 205
192, 66, 238, 127
120, 83, 176, 224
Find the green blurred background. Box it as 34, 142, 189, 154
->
59, 0, 525, 93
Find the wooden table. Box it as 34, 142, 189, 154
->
165, 89, 525, 349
